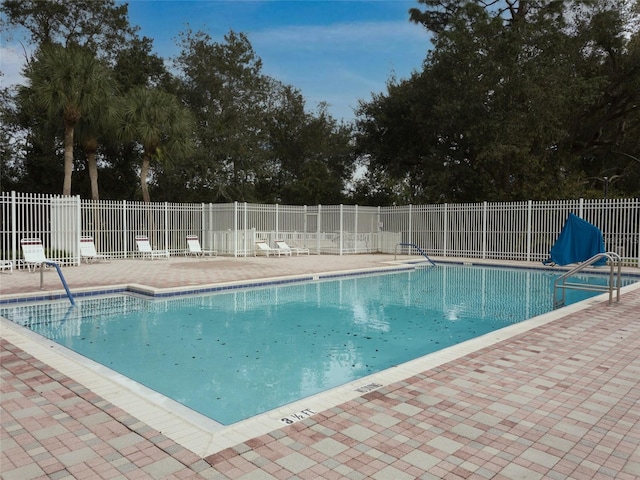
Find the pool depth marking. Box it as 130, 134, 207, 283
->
279, 382, 384, 424
355, 382, 383, 393
280, 408, 318, 425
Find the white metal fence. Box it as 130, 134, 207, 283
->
1, 191, 638, 267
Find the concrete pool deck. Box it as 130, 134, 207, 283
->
1, 255, 639, 479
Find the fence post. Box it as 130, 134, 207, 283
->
76, 195, 82, 266
526, 200, 532, 262
303, 205, 308, 245
275, 203, 279, 241
317, 204, 322, 255
164, 202, 169, 253
233, 201, 238, 257
11, 191, 17, 266
209, 203, 213, 250
443, 203, 448, 257
339, 204, 343, 256
201, 203, 205, 245
244, 202, 248, 257
123, 200, 128, 258
408, 204, 412, 246
354, 204, 358, 254
377, 205, 381, 254
635, 198, 640, 267
629, 212, 640, 268
579, 198, 584, 217
482, 201, 487, 259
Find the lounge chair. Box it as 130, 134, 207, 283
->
20, 238, 54, 272
0, 260, 13, 274
80, 236, 111, 263
185, 235, 217, 257
275, 240, 309, 256
255, 241, 291, 257
135, 235, 169, 260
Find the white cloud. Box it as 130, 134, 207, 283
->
251, 20, 429, 120
252, 19, 427, 52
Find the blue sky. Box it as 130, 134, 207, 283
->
1, 1, 431, 122
126, 0, 430, 121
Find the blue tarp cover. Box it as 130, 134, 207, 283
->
547, 213, 606, 266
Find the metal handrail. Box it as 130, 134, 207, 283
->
394, 243, 437, 266
41, 261, 76, 306
553, 252, 621, 309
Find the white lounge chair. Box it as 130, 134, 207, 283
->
275, 240, 309, 256
1, 260, 13, 274
80, 236, 110, 263
20, 238, 54, 272
255, 241, 290, 257
185, 235, 217, 257
135, 235, 169, 260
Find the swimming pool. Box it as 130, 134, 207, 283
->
1, 264, 635, 425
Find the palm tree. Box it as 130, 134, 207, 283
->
118, 86, 193, 202
76, 96, 119, 201
25, 44, 113, 196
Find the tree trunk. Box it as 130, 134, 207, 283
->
87, 153, 99, 201
63, 124, 74, 195
141, 152, 151, 203
84, 137, 100, 201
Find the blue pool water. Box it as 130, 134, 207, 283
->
1, 264, 635, 425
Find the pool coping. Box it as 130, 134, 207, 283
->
0, 263, 415, 304
2, 262, 639, 458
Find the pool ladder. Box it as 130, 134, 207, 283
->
553, 252, 622, 309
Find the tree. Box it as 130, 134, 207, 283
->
1, 0, 135, 63
170, 29, 356, 204
173, 30, 271, 202
355, 0, 640, 203
74, 95, 119, 200
1, 77, 66, 194
118, 86, 194, 203
0, 84, 23, 192
113, 36, 170, 91
2, 0, 166, 200
24, 44, 114, 196
569, 3, 640, 197
263, 88, 355, 205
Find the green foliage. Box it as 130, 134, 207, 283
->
23, 44, 115, 196
168, 29, 356, 204
2, 0, 169, 201
113, 37, 170, 91
1, 0, 135, 62
3, 0, 638, 204
2, 2, 357, 204
174, 30, 270, 202
0, 82, 65, 194
263, 92, 355, 205
356, 0, 640, 204
117, 86, 194, 202
0, 86, 22, 192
